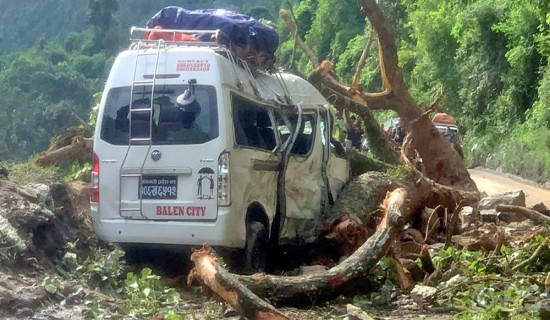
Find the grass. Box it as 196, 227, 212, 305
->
1, 159, 59, 184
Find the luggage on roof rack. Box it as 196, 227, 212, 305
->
146, 7, 279, 70
432, 112, 457, 126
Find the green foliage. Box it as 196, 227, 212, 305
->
123, 267, 183, 318
73, 246, 186, 318
352, 280, 396, 310
66, 161, 92, 182
0, 51, 100, 158
0, 160, 59, 183
41, 275, 63, 295
84, 247, 126, 293
276, 0, 550, 183
83, 298, 115, 319
430, 233, 550, 319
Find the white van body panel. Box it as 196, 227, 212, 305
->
92, 43, 350, 249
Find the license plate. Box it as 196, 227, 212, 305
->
140, 176, 178, 199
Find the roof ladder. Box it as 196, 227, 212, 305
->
118, 39, 165, 218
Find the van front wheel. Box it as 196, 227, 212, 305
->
244, 221, 267, 273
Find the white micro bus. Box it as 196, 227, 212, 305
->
91, 28, 350, 270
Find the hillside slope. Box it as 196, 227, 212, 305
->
0, 0, 280, 51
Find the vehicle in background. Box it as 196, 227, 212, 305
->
432, 112, 460, 143
432, 112, 463, 159
384, 117, 405, 144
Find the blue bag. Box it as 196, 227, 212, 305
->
146, 7, 279, 56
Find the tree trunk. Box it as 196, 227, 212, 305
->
281, 1, 478, 192
189, 187, 425, 312
347, 149, 392, 177
497, 204, 550, 224
307, 63, 400, 164
357, 0, 475, 191
188, 247, 291, 320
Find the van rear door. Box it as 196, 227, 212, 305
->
99, 84, 220, 221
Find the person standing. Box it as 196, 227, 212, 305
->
345, 110, 363, 149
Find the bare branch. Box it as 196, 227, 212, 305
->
352, 29, 376, 88
359, 0, 403, 92
285, 0, 300, 70
309, 67, 394, 110
425, 88, 443, 113
280, 9, 320, 68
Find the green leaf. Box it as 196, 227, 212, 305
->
143, 288, 151, 297
164, 313, 182, 320
44, 284, 57, 294
141, 267, 152, 277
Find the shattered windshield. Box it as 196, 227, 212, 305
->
100, 85, 218, 145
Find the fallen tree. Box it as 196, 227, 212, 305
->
282, 0, 477, 192
189, 187, 419, 312
187, 0, 481, 317
30, 0, 481, 317
187, 128, 479, 317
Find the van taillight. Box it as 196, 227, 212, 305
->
218, 151, 230, 206
91, 152, 99, 203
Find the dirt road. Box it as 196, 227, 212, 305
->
469, 167, 550, 207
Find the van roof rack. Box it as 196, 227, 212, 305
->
129, 26, 231, 50
128, 26, 276, 71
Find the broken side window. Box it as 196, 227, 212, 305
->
290, 114, 316, 156
273, 111, 317, 156
274, 111, 292, 145
327, 111, 347, 158
231, 94, 277, 151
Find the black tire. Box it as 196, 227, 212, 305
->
244, 221, 268, 273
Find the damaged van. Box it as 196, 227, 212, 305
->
90, 24, 350, 270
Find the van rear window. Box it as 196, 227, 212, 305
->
100, 85, 218, 145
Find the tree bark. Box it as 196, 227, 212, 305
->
188, 247, 290, 320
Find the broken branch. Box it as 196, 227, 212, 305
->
35, 136, 93, 167
188, 246, 290, 319
497, 204, 550, 225
511, 240, 549, 272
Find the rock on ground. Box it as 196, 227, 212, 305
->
478, 189, 526, 210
